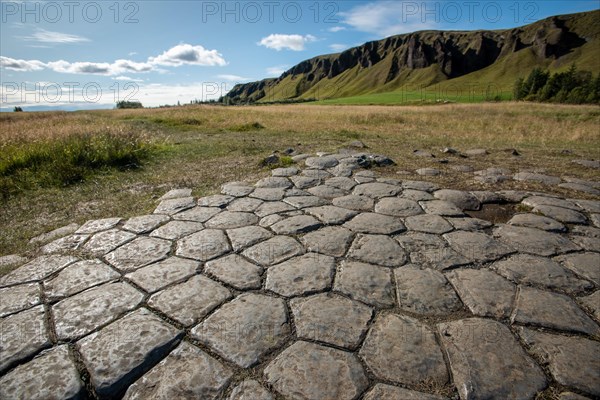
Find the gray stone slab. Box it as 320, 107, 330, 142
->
591, 213, 600, 228
0, 255, 77, 286
44, 259, 120, 301
439, 319, 547, 400
76, 218, 121, 234
77, 308, 182, 399
205, 211, 259, 229
122, 214, 169, 234
571, 199, 600, 213
519, 327, 599, 397
284, 195, 329, 208
579, 290, 600, 321
508, 213, 566, 232
29, 223, 80, 245
446, 269, 516, 318
159, 188, 192, 200
471, 190, 503, 204
53, 281, 144, 340
148, 275, 232, 327
272, 167, 299, 177
221, 182, 255, 197
514, 172, 561, 185
228, 380, 273, 400
410, 246, 471, 270
290, 293, 372, 349
191, 293, 290, 368
0, 254, 27, 269
324, 176, 357, 191
559, 182, 600, 195
522, 196, 582, 211
344, 212, 405, 235
0, 305, 50, 373
348, 234, 407, 267
173, 206, 221, 223
334, 261, 395, 308
249, 188, 286, 201
572, 159, 600, 169
227, 197, 263, 212
205, 254, 263, 290
570, 234, 600, 252
176, 229, 232, 262
416, 168, 440, 176
533, 205, 588, 224
41, 234, 88, 255
571, 225, 600, 238
0, 345, 84, 400
420, 200, 464, 216
255, 176, 292, 189
401, 189, 434, 201
375, 197, 423, 217
198, 194, 234, 208
395, 266, 461, 316
290, 175, 321, 189
301, 226, 354, 257
0, 283, 41, 317
154, 197, 196, 215
305, 205, 358, 225
434, 189, 480, 210
254, 201, 295, 217
405, 214, 453, 234
360, 314, 448, 386
494, 225, 579, 256
124, 341, 232, 400
395, 232, 446, 252
242, 235, 304, 266
308, 185, 348, 199
402, 180, 439, 192
444, 230, 514, 263
332, 195, 374, 211
125, 257, 199, 294
447, 217, 492, 231
271, 215, 322, 235
150, 220, 204, 240
226, 225, 272, 251
106, 237, 172, 272
363, 384, 448, 400
83, 229, 136, 255
512, 287, 599, 336
305, 155, 339, 169
352, 182, 401, 199
264, 341, 368, 400
266, 253, 335, 297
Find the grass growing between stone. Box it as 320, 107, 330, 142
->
0, 102, 599, 258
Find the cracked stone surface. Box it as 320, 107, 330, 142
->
2, 150, 599, 399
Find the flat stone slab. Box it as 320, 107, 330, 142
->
0, 345, 84, 400
83, 229, 136, 255
0, 305, 50, 373
579, 290, 600, 321
305, 205, 358, 225
416, 167, 440, 176
0, 283, 41, 317
198, 194, 235, 208
301, 226, 354, 257
332, 195, 374, 211
305, 155, 339, 169
225, 226, 272, 252
45, 259, 120, 300
205, 211, 259, 229
264, 341, 368, 400
149, 220, 204, 240
420, 200, 464, 216
173, 206, 221, 222
191, 293, 290, 368
270, 215, 321, 234
409, 246, 471, 270
344, 212, 405, 235
444, 230, 514, 263
176, 229, 232, 262
352, 182, 401, 198
254, 201, 295, 217
77, 308, 182, 399
514, 172, 561, 185
325, 176, 357, 190
125, 257, 199, 293
559, 182, 600, 195
123, 342, 232, 400
76, 217, 121, 234
439, 318, 547, 400
242, 235, 304, 266
221, 182, 255, 197
360, 314, 448, 386
555, 252, 600, 286
522, 196, 583, 211
249, 188, 285, 201
0, 255, 77, 286
494, 225, 579, 256
375, 197, 423, 217
402, 188, 434, 201
512, 286, 599, 336
307, 184, 348, 199
228, 380, 273, 400
446, 269, 515, 318
159, 188, 192, 200
334, 261, 395, 307
290, 175, 321, 189
348, 234, 407, 267
29, 223, 79, 245
519, 327, 599, 397
106, 237, 172, 272
508, 213, 566, 232
148, 275, 232, 326
154, 197, 196, 215
227, 197, 263, 212
447, 217, 492, 231
31, 235, 86, 255
290, 293, 373, 349
53, 282, 144, 340
405, 214, 453, 234
205, 254, 263, 290
434, 189, 480, 210
123, 214, 169, 234
255, 176, 292, 189
533, 205, 588, 224
284, 195, 330, 209
266, 253, 335, 297
395, 266, 462, 316
363, 384, 448, 400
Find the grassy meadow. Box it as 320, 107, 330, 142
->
1, 102, 599, 260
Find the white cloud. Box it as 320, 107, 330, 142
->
21, 28, 90, 44
0, 56, 45, 71
258, 34, 316, 51
328, 26, 346, 32
0, 43, 227, 76
113, 76, 144, 82
217, 74, 251, 82
149, 44, 226, 66
340, 1, 437, 37
329, 43, 350, 52
128, 52, 138, 56
266, 65, 288, 76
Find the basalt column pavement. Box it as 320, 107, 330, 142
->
1, 151, 599, 400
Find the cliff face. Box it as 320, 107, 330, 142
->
225, 10, 598, 102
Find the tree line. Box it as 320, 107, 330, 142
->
514, 65, 600, 104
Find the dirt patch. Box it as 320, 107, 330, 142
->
465, 203, 519, 224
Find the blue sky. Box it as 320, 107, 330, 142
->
1, 0, 598, 110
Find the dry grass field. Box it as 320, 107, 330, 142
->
1, 102, 599, 260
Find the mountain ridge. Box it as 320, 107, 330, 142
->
224, 9, 599, 103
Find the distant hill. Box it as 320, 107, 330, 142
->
224, 9, 599, 103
